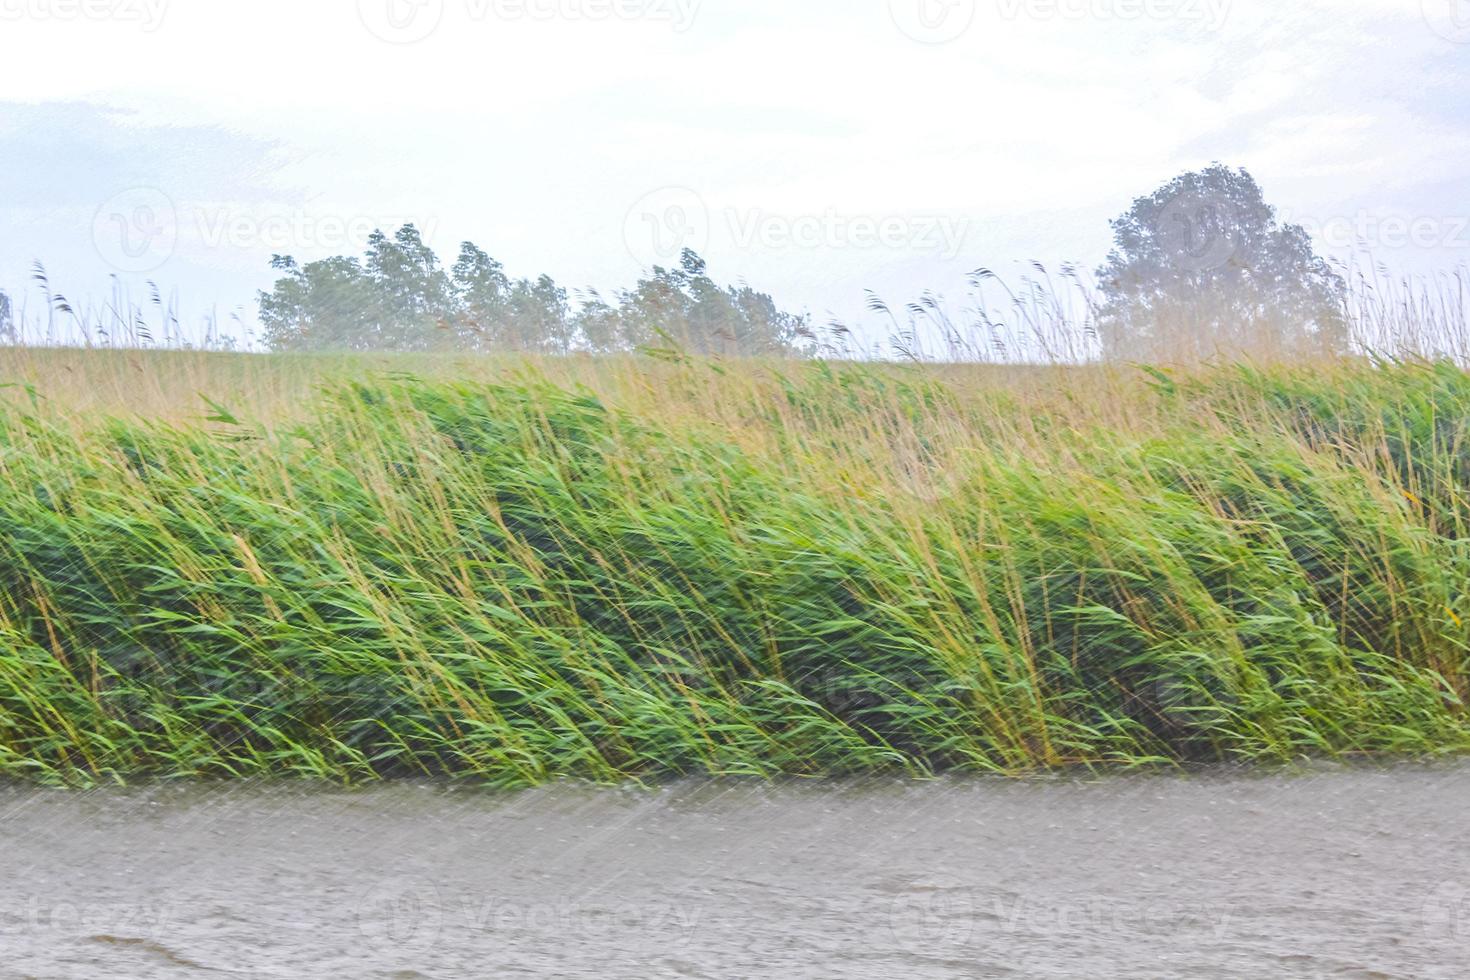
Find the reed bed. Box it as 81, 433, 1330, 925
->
1, 349, 1468, 785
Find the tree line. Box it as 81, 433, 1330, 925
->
259, 229, 813, 357
249, 164, 1350, 360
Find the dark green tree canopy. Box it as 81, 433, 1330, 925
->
258, 228, 809, 357
1095, 165, 1347, 360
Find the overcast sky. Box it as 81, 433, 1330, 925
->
2, 0, 1467, 345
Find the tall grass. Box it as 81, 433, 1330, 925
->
1, 348, 1468, 785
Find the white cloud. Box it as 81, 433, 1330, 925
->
1, 0, 1465, 342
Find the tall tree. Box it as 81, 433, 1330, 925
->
450, 242, 511, 350
260, 231, 808, 357
615, 249, 810, 356
258, 254, 383, 352
1095, 165, 1347, 360
506, 274, 572, 353
362, 225, 455, 350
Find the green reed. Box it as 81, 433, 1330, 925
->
0, 355, 1468, 785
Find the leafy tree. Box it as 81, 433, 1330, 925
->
258, 254, 383, 352
1095, 164, 1347, 360
450, 242, 511, 350
507, 274, 573, 353
362, 225, 455, 349
260, 229, 808, 357
614, 249, 811, 356
571, 289, 624, 354
0, 290, 12, 342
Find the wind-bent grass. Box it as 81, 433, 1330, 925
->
1, 349, 1469, 785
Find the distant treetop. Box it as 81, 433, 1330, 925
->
1095, 164, 1347, 361
258, 228, 812, 357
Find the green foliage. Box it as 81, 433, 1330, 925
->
259, 227, 810, 358
1, 359, 1469, 786
1096, 164, 1348, 360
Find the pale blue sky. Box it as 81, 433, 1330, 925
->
2, 0, 1467, 345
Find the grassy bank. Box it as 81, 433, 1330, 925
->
1, 349, 1469, 785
